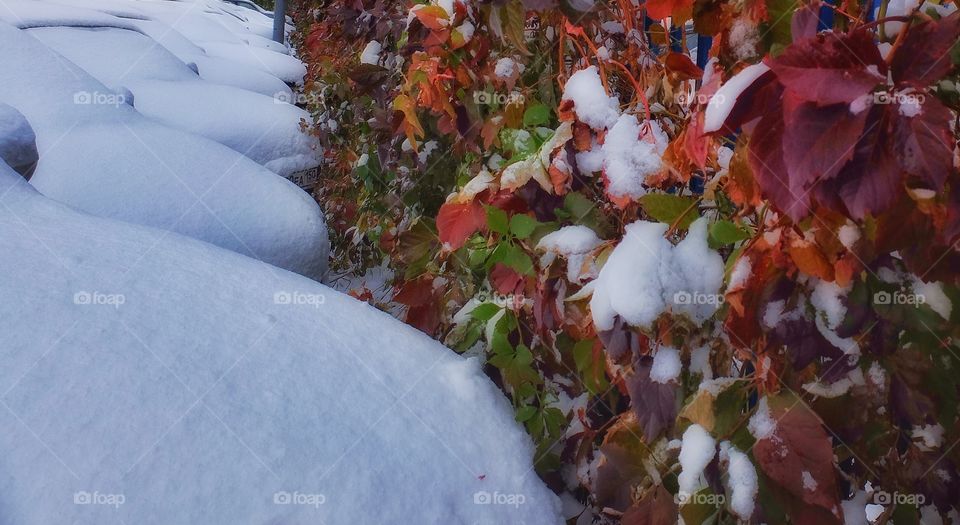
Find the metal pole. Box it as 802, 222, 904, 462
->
272, 0, 287, 43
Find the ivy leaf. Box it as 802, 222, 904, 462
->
781, 95, 868, 189
753, 395, 843, 523
502, 243, 535, 274
470, 303, 501, 320
509, 214, 539, 238
626, 355, 679, 441
486, 205, 510, 235
646, 0, 694, 21
769, 31, 886, 105
890, 11, 960, 87
639, 194, 699, 230
821, 104, 902, 219
893, 96, 955, 190
515, 405, 538, 422
437, 200, 486, 250
621, 486, 678, 525
709, 220, 750, 246
522, 103, 551, 127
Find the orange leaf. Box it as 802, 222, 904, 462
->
436, 200, 486, 251
665, 52, 703, 80
788, 240, 834, 281
413, 5, 449, 31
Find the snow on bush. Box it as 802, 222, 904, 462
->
590, 218, 724, 331
560, 66, 620, 130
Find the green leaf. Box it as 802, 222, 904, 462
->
639, 194, 700, 230
515, 344, 534, 366
509, 214, 538, 239
709, 220, 751, 247
486, 206, 509, 235
502, 243, 534, 275
470, 303, 501, 321
522, 103, 551, 127
515, 405, 538, 422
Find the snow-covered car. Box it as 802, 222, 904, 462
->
0, 20, 329, 279
0, 161, 562, 524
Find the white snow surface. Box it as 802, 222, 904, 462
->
360, 40, 382, 65
719, 441, 758, 520
25, 25, 320, 176
678, 424, 716, 497
703, 62, 770, 133
747, 397, 777, 440
590, 218, 724, 331
0, 163, 562, 524
650, 346, 682, 384
0, 21, 329, 279
601, 114, 663, 200
561, 66, 620, 130
536, 225, 602, 255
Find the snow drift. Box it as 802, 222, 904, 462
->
0, 162, 562, 524
0, 21, 329, 279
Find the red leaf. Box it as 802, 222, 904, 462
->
626, 354, 678, 441
490, 263, 524, 295
748, 106, 816, 221
753, 397, 843, 523
782, 95, 868, 189
621, 486, 677, 525
665, 52, 703, 80
893, 96, 955, 190
769, 31, 885, 105
890, 11, 960, 87
821, 105, 903, 218
645, 0, 692, 20
436, 200, 486, 250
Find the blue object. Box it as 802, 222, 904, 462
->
818, 0, 836, 30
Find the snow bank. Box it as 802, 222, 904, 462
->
0, 103, 38, 179
561, 66, 620, 130
590, 218, 724, 331
0, 22, 328, 279
0, 164, 561, 525
26, 25, 319, 176
200, 41, 308, 84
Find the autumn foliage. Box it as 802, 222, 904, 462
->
291, 0, 960, 521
